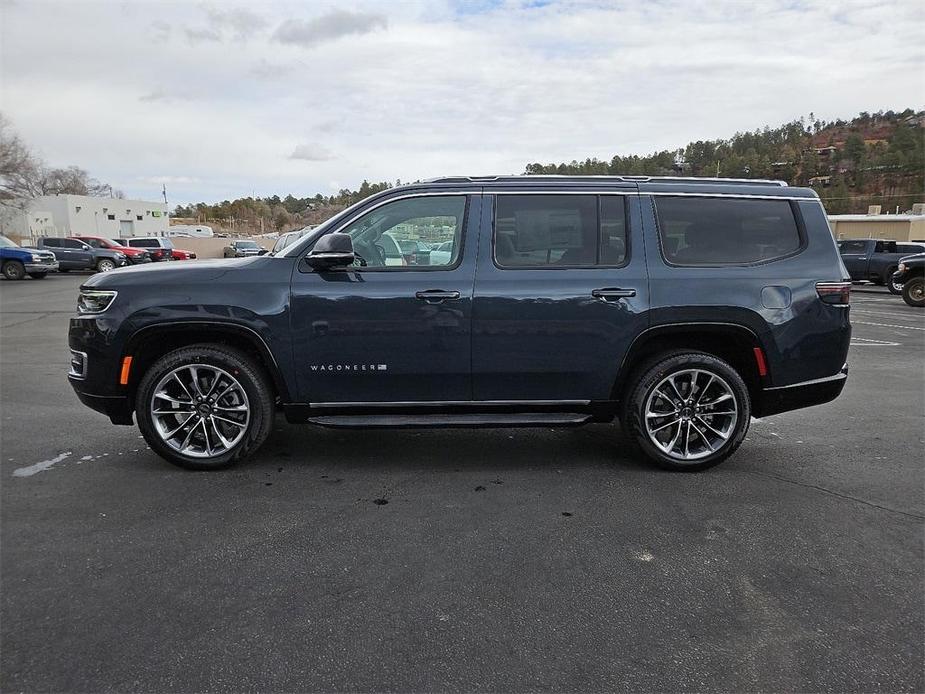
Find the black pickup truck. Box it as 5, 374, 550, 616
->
838, 239, 925, 293
891, 253, 924, 307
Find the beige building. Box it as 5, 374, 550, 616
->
827, 213, 925, 242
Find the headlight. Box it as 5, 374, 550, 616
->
31, 253, 43, 262
77, 289, 118, 314
898, 263, 906, 273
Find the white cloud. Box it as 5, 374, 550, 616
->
289, 143, 334, 161
0, 0, 922, 204
273, 9, 387, 48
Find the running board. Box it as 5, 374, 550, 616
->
307, 413, 593, 429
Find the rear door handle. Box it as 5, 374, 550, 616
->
415, 289, 461, 303
591, 288, 636, 301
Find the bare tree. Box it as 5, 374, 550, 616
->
0, 113, 42, 206
37, 165, 119, 197
1, 113, 124, 204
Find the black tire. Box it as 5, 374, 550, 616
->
885, 267, 902, 294
28, 272, 47, 279
2, 260, 25, 280
902, 277, 925, 308
623, 351, 751, 472
96, 258, 116, 272
135, 344, 274, 470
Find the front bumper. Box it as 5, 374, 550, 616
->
756, 364, 848, 417
128, 255, 152, 265
24, 261, 59, 273
70, 382, 134, 424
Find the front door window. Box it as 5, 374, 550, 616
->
338, 196, 466, 269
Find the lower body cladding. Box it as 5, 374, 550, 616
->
68, 350, 849, 429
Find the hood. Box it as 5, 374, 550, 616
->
82, 255, 286, 288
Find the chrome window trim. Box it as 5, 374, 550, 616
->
645, 191, 816, 201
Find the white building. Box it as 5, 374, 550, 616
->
0, 194, 168, 239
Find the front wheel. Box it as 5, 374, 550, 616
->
902, 277, 924, 307
2, 260, 25, 280
136, 344, 274, 470
623, 352, 751, 471
96, 258, 116, 272
886, 268, 902, 294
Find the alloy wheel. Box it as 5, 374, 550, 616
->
150, 364, 250, 458
644, 369, 738, 461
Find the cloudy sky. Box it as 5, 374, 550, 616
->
1, 0, 922, 205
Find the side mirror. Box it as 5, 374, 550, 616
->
306, 233, 354, 270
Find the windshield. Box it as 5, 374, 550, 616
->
0, 235, 18, 248
161, 238, 175, 249
237, 241, 260, 249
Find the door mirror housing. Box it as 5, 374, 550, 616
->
306, 233, 355, 270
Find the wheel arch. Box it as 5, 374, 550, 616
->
122, 321, 291, 403
613, 323, 768, 405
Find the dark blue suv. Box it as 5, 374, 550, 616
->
68, 176, 851, 471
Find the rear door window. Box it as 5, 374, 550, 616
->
494, 195, 627, 267
654, 197, 802, 265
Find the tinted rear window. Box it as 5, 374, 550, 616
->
839, 240, 867, 253
655, 197, 802, 265
494, 195, 627, 267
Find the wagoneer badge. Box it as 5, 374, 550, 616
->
310, 364, 388, 372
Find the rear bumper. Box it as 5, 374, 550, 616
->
755, 364, 848, 417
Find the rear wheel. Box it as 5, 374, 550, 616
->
28, 272, 47, 279
902, 277, 924, 307
136, 344, 274, 470
2, 260, 25, 280
623, 352, 751, 471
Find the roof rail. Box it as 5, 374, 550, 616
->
425, 175, 788, 187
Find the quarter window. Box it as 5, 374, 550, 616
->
337, 195, 466, 269
494, 195, 627, 267
655, 197, 802, 265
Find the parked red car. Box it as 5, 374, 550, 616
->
71, 236, 152, 265
117, 237, 197, 261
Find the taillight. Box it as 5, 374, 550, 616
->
816, 281, 851, 305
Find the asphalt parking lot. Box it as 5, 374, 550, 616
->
1, 273, 922, 692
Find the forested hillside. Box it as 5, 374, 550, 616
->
525, 109, 924, 215
173, 109, 924, 233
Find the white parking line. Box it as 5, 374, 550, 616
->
853, 320, 925, 331
850, 337, 901, 346
852, 309, 924, 320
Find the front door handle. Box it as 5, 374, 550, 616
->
415, 289, 461, 304
591, 287, 636, 301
